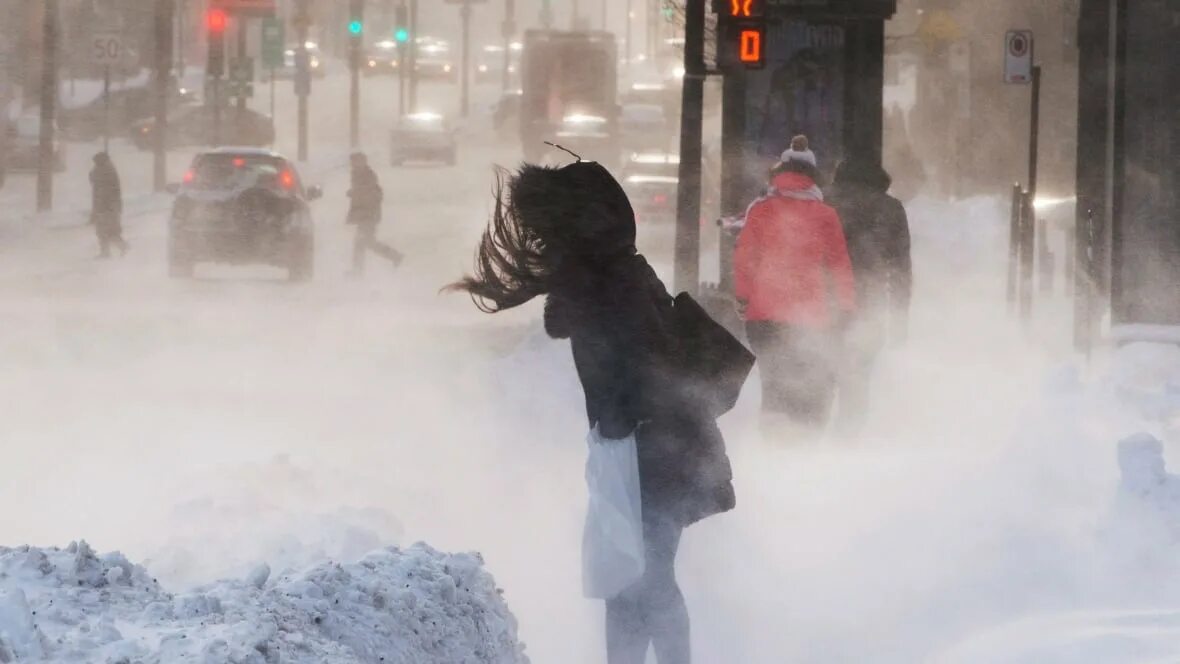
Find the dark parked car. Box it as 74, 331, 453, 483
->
390, 113, 457, 166
168, 148, 320, 281
132, 105, 274, 150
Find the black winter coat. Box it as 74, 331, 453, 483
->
347, 165, 383, 224
545, 254, 736, 526
829, 184, 912, 341
90, 161, 123, 219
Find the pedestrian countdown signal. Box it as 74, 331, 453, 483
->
718, 0, 766, 70
738, 27, 764, 67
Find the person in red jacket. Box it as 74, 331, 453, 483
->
735, 157, 856, 433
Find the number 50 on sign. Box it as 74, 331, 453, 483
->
93, 34, 124, 66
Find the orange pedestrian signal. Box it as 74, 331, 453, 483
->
739, 27, 764, 67
728, 0, 763, 18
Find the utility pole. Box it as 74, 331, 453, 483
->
348, 0, 363, 149
207, 6, 227, 146
459, 0, 472, 118
502, 0, 515, 93
236, 17, 248, 112
153, 0, 174, 192
673, 0, 705, 295
572, 0, 580, 29
294, 0, 310, 161
601, 0, 606, 30
37, 0, 59, 213
408, 0, 419, 112
540, 0, 552, 28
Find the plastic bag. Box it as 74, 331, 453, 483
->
582, 426, 645, 599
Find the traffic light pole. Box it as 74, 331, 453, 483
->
37, 0, 59, 213
295, 0, 310, 161
153, 0, 174, 192
350, 52, 360, 147
673, 0, 706, 296
409, 0, 419, 112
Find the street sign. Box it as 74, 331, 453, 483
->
92, 33, 124, 66
261, 18, 284, 69
1005, 29, 1034, 84
211, 0, 276, 17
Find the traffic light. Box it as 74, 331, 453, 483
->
394, 4, 409, 43
207, 8, 228, 77
207, 8, 228, 33
348, 0, 364, 37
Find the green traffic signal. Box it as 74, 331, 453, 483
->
395, 28, 409, 43
349, 20, 363, 35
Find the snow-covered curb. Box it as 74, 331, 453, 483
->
0, 541, 529, 663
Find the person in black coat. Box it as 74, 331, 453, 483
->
828, 159, 913, 434
90, 152, 128, 258
346, 152, 402, 275
453, 160, 744, 664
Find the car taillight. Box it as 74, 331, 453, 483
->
279, 170, 295, 189
653, 194, 668, 205
233, 158, 245, 167
182, 170, 194, 184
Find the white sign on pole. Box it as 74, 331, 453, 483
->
92, 33, 124, 66
1004, 30, 1034, 84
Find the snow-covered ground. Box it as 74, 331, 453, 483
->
5, 62, 1180, 662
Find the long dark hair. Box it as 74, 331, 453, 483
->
450, 168, 553, 313
450, 162, 637, 313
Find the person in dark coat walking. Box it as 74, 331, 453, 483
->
452, 160, 744, 664
90, 152, 128, 258
346, 152, 402, 275
828, 159, 913, 434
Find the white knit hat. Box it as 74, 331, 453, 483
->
780, 134, 817, 167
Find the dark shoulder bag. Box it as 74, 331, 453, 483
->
668, 293, 755, 418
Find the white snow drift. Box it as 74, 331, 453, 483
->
0, 540, 528, 663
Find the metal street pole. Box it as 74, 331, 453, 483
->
673, 0, 705, 296
1019, 64, 1042, 325
295, 0, 310, 161
408, 0, 419, 112
153, 0, 174, 192
572, 0, 580, 29
37, 0, 59, 212
102, 66, 111, 153
460, 0, 471, 118
601, 0, 606, 30
236, 17, 248, 112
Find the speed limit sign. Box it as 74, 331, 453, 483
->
92, 33, 124, 66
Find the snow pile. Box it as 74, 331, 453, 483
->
0, 541, 529, 663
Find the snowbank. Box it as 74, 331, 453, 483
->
0, 541, 529, 663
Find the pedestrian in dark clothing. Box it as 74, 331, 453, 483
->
346, 152, 402, 275
828, 159, 913, 435
90, 152, 128, 258
735, 157, 856, 437
453, 160, 748, 664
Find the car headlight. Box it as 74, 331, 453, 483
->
369, 60, 377, 67
443, 64, 452, 73
478, 65, 488, 73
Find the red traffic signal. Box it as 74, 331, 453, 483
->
207, 8, 229, 33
